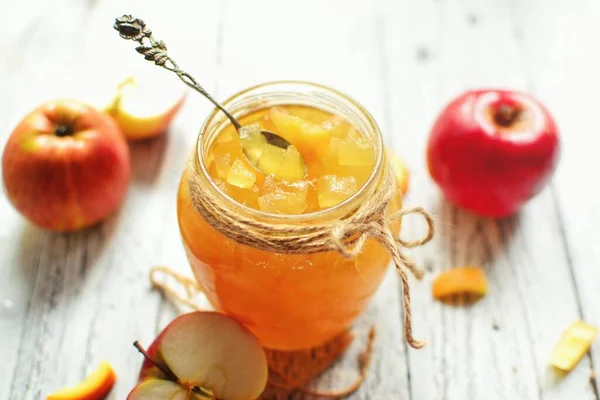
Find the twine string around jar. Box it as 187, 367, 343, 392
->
186, 159, 434, 349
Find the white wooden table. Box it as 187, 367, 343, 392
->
2, 0, 600, 399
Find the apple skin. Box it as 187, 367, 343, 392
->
2, 99, 131, 231
426, 89, 560, 217
106, 94, 186, 141
101, 75, 187, 141
138, 329, 169, 382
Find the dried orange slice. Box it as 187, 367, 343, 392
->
550, 321, 598, 371
47, 360, 116, 400
432, 267, 487, 300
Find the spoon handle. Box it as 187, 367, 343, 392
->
113, 15, 241, 131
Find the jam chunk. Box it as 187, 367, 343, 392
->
337, 136, 375, 167
258, 190, 307, 215
226, 159, 256, 189
213, 154, 231, 179
317, 175, 358, 209
322, 136, 373, 187
321, 116, 349, 138
240, 122, 305, 182
257, 175, 309, 214
239, 123, 267, 164
257, 144, 305, 182
269, 107, 330, 158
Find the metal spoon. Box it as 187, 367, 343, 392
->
113, 15, 306, 176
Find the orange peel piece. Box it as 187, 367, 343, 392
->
550, 321, 598, 372
432, 267, 487, 300
388, 150, 410, 196
47, 360, 116, 400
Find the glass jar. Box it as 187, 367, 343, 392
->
177, 81, 402, 350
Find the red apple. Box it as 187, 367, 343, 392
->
426, 89, 560, 217
130, 312, 268, 400
2, 99, 131, 231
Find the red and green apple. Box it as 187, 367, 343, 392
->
2, 99, 131, 231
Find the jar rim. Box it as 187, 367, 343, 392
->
194, 80, 385, 223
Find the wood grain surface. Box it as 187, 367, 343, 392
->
1, 1, 598, 399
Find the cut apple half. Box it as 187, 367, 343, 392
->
129, 312, 268, 400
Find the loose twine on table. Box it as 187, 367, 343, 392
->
184, 158, 434, 349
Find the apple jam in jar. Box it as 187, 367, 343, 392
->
177, 81, 402, 350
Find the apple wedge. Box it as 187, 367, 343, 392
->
47, 360, 116, 400
129, 312, 268, 400
103, 73, 186, 141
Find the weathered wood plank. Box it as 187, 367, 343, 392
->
381, 0, 594, 399
510, 0, 600, 396
0, 2, 96, 399
2, 0, 599, 398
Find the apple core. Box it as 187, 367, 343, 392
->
493, 104, 523, 128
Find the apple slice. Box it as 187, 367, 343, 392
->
102, 70, 186, 141
47, 360, 116, 400
129, 312, 268, 400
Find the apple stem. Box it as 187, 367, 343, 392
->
494, 105, 522, 127
133, 341, 180, 383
